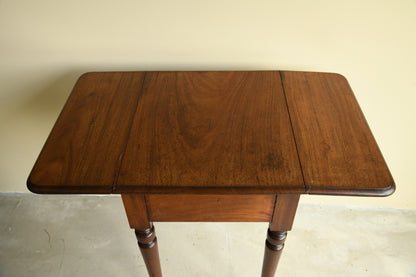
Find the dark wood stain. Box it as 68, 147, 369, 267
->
27, 71, 394, 197
280, 71, 395, 196
28, 72, 145, 193
121, 194, 151, 230
146, 194, 275, 222
115, 71, 304, 194
27, 70, 396, 277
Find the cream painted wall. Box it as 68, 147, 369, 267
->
0, 0, 415, 209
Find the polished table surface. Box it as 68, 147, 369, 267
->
27, 71, 395, 276
28, 71, 394, 195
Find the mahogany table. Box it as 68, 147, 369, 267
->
27, 71, 395, 276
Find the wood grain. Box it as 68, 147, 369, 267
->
281, 71, 395, 196
28, 71, 395, 197
146, 194, 275, 222
28, 72, 145, 193
115, 71, 305, 194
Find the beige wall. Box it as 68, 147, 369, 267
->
0, 0, 415, 209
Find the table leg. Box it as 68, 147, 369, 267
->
261, 230, 287, 277
261, 194, 300, 277
122, 194, 162, 277
135, 225, 162, 277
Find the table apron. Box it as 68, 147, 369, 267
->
146, 194, 276, 222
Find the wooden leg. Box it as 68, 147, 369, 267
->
122, 194, 163, 277
135, 225, 162, 277
122, 194, 299, 277
261, 230, 287, 277
261, 194, 300, 277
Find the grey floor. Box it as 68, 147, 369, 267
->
0, 193, 415, 277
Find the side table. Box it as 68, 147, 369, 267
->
28, 71, 395, 276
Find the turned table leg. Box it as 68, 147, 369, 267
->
261, 194, 300, 277
135, 225, 162, 277
122, 194, 163, 277
122, 193, 299, 277
261, 230, 287, 277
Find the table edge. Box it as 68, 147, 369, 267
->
28, 173, 394, 196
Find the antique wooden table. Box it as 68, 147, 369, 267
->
27, 71, 395, 276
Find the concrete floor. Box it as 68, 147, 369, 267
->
0, 193, 415, 277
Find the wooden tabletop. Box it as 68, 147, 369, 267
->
27, 71, 395, 196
